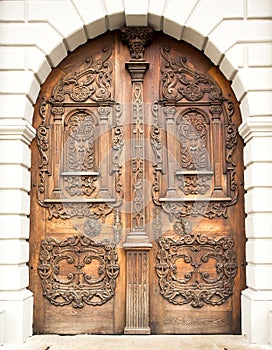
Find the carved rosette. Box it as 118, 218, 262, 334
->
38, 235, 120, 307
156, 233, 237, 307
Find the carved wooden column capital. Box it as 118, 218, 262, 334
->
120, 26, 153, 60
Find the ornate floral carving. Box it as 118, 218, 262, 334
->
160, 46, 222, 103
38, 235, 119, 307
48, 203, 113, 221
177, 110, 209, 170
65, 111, 96, 171
64, 175, 97, 196
156, 233, 237, 307
178, 174, 211, 195
161, 201, 229, 220
51, 47, 113, 103
120, 26, 153, 60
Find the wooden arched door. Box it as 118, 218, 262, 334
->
29, 28, 245, 335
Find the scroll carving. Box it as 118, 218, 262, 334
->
156, 233, 237, 307
151, 45, 239, 219
160, 46, 222, 103
65, 111, 96, 171
38, 235, 119, 307
36, 46, 124, 224
177, 110, 209, 171
52, 47, 112, 103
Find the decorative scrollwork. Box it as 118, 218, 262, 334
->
178, 174, 211, 195
65, 111, 96, 171
38, 235, 119, 307
156, 233, 237, 307
177, 110, 209, 170
160, 46, 222, 103
51, 47, 113, 103
64, 175, 97, 196
48, 203, 113, 221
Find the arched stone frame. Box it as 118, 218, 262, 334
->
0, 0, 271, 345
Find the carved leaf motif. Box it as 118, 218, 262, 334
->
65, 112, 96, 171
156, 234, 237, 307
51, 47, 113, 103
160, 46, 222, 102
38, 235, 120, 307
178, 111, 209, 170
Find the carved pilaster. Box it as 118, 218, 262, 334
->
121, 26, 153, 334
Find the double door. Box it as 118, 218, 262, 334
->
30, 29, 245, 334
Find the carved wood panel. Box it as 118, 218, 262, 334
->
38, 235, 119, 308
156, 233, 237, 307
30, 30, 245, 335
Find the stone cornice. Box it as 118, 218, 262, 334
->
0, 119, 36, 145
239, 117, 272, 143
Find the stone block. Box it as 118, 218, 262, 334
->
0, 215, 30, 239
104, 0, 125, 30
0, 240, 29, 265
27, 0, 87, 52
0, 164, 30, 192
240, 91, 272, 119
0, 140, 31, 167
0, 308, 5, 345
220, 44, 246, 81
148, 0, 165, 30
0, 95, 34, 124
232, 68, 272, 102
242, 288, 272, 345
0, 290, 33, 343
246, 264, 272, 290
163, 0, 197, 40
246, 213, 272, 239
245, 188, 272, 214
205, 20, 272, 65
0, 265, 29, 290
73, 0, 107, 38
183, 0, 243, 50
0, 46, 26, 70
124, 0, 148, 26
248, 43, 272, 67
244, 136, 272, 166
26, 47, 51, 84
247, 0, 272, 19
244, 162, 272, 190
0, 190, 30, 215
0, 23, 67, 67
246, 239, 272, 264
0, 71, 40, 104
0, 1, 25, 22
270, 309, 272, 345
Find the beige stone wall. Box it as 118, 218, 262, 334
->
0, 0, 271, 345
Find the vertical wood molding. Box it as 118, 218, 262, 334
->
121, 26, 153, 334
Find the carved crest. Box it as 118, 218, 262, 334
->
156, 233, 237, 307
38, 235, 120, 307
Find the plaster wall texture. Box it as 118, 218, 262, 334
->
0, 0, 271, 345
